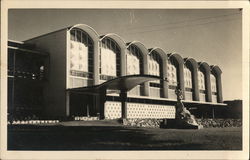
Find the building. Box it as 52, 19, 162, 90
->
8, 24, 226, 120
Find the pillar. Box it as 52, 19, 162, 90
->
66, 91, 70, 116
142, 55, 149, 96
162, 59, 168, 98
192, 67, 200, 101
178, 63, 185, 100
205, 71, 212, 102
120, 47, 126, 76
120, 91, 127, 119
99, 89, 107, 120
216, 73, 223, 103
93, 40, 100, 85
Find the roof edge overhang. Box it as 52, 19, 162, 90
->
67, 74, 160, 94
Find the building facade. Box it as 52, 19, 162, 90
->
8, 24, 225, 120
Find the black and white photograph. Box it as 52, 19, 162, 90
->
1, 0, 249, 160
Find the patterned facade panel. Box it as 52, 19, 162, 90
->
167, 60, 177, 86
100, 48, 117, 76
184, 66, 192, 88
149, 87, 161, 98
69, 77, 93, 88
199, 93, 206, 102
104, 101, 122, 119
198, 71, 206, 90
127, 103, 175, 119
212, 95, 217, 103
185, 91, 193, 101
70, 41, 88, 72
210, 74, 217, 93
168, 89, 177, 100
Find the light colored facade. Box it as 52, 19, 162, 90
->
24, 24, 224, 119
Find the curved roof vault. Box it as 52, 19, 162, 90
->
68, 24, 99, 42
99, 33, 126, 49
167, 53, 184, 65
148, 47, 167, 61
126, 41, 149, 58
210, 65, 222, 75
184, 57, 199, 69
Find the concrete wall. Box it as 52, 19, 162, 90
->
25, 29, 67, 117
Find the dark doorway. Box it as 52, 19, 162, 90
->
69, 93, 96, 117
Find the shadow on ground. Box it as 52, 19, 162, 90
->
8, 124, 242, 150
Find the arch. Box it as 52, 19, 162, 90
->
184, 57, 199, 101
210, 65, 223, 103
167, 53, 185, 99
68, 24, 100, 85
198, 62, 211, 73
168, 53, 184, 66
100, 33, 126, 49
100, 34, 127, 76
148, 48, 166, 98
184, 57, 198, 70
68, 24, 99, 42
126, 41, 148, 59
99, 36, 122, 80
210, 65, 222, 76
148, 47, 167, 62
198, 61, 212, 102
126, 41, 149, 96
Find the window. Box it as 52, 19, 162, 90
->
69, 28, 93, 78
198, 70, 206, 91
148, 52, 161, 76
167, 59, 177, 87
100, 37, 121, 80
127, 45, 143, 75
210, 74, 217, 94
184, 65, 192, 89
149, 51, 162, 87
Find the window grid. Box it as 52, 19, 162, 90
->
127, 45, 143, 75
69, 28, 93, 79
198, 70, 206, 92
99, 37, 121, 81
167, 59, 177, 88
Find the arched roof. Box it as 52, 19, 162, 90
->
198, 61, 211, 73
99, 33, 126, 49
126, 41, 148, 57
184, 57, 198, 69
210, 65, 222, 75
68, 24, 99, 42
167, 53, 184, 65
148, 47, 167, 61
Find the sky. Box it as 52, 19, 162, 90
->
8, 9, 242, 100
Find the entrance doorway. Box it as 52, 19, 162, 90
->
69, 93, 97, 117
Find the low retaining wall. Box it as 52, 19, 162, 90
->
122, 118, 242, 128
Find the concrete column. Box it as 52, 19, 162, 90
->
216, 73, 223, 103
120, 91, 127, 119
178, 63, 185, 100
192, 68, 200, 101
205, 71, 212, 102
142, 55, 149, 96
66, 91, 70, 116
120, 47, 126, 76
99, 89, 107, 120
162, 59, 168, 98
93, 40, 100, 85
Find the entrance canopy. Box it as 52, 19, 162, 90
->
67, 75, 160, 95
